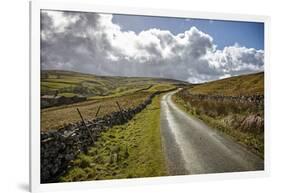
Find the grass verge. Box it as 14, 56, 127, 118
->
172, 94, 264, 158
60, 95, 167, 182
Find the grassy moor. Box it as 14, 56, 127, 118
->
173, 72, 264, 157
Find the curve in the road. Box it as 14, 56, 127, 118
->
160, 89, 264, 175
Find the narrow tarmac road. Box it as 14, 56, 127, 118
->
160, 89, 264, 175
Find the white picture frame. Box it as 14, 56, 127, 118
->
30, 0, 270, 192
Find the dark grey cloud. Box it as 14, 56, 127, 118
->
41, 10, 264, 83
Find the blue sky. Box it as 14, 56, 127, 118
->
112, 14, 264, 50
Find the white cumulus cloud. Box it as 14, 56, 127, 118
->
41, 10, 264, 83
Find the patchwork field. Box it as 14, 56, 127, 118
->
41, 70, 184, 131
41, 70, 181, 98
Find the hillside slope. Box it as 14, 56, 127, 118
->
41, 70, 187, 98
173, 72, 264, 157
189, 72, 264, 96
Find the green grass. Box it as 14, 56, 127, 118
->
41, 81, 74, 90
148, 84, 175, 92
58, 93, 78, 97
88, 85, 155, 100
60, 95, 167, 182
189, 72, 264, 96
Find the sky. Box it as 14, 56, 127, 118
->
41, 10, 264, 83
113, 15, 264, 50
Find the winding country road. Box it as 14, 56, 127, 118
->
160, 89, 264, 175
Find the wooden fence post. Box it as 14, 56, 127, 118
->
116, 101, 125, 120
95, 105, 101, 117
76, 108, 95, 144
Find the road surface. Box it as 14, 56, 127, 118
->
160, 89, 264, 175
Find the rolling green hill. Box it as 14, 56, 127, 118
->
189, 72, 264, 96
41, 70, 187, 98
41, 70, 188, 130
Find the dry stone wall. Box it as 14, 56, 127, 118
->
41, 89, 175, 183
183, 91, 264, 106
